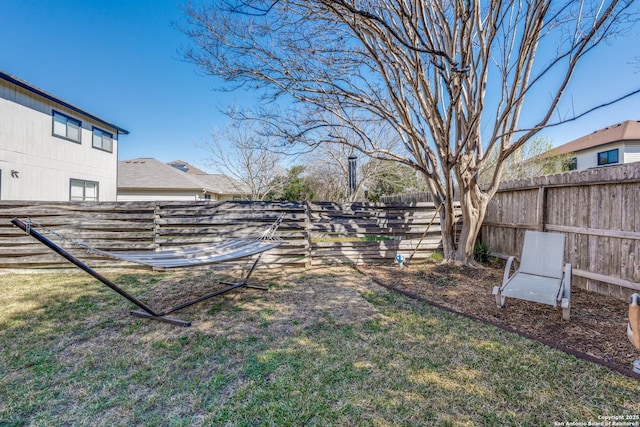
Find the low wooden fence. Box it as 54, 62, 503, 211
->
481, 162, 640, 300
380, 192, 434, 203
0, 200, 457, 270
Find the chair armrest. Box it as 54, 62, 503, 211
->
560, 263, 572, 303
502, 256, 518, 286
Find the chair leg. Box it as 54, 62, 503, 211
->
492, 286, 505, 308
562, 263, 571, 321
561, 289, 570, 321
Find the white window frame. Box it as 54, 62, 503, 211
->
92, 127, 114, 152
53, 111, 82, 143
70, 179, 99, 202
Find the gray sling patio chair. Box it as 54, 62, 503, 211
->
11, 215, 285, 327
492, 230, 572, 321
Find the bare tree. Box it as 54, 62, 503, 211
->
203, 119, 289, 200
362, 160, 424, 202
303, 125, 412, 202
478, 137, 576, 185
182, 0, 639, 264
303, 144, 359, 202
302, 145, 388, 202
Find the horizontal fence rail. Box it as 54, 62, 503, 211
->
0, 200, 459, 270
481, 162, 640, 301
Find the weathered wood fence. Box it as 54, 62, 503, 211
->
380, 192, 434, 203
0, 200, 456, 269
481, 162, 640, 300
4, 162, 639, 302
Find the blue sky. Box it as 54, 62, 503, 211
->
0, 0, 254, 171
1, 1, 639, 172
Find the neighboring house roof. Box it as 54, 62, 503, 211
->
548, 120, 640, 156
0, 69, 129, 135
118, 158, 248, 195
167, 160, 249, 193
195, 173, 247, 194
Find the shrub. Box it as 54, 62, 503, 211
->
474, 241, 491, 264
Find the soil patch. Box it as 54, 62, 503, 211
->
357, 263, 639, 377
144, 267, 387, 340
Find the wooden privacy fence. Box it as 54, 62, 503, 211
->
0, 200, 458, 270
481, 162, 640, 300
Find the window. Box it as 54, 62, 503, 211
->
53, 111, 81, 142
597, 148, 618, 166
92, 127, 113, 152
565, 157, 577, 171
70, 179, 99, 201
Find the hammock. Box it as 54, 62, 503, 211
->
101, 239, 282, 269
11, 215, 285, 326
85, 215, 283, 269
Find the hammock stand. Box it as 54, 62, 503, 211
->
11, 216, 284, 327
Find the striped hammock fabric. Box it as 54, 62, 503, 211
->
17, 213, 285, 269
101, 239, 283, 268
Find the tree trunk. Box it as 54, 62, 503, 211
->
439, 195, 458, 260
453, 185, 490, 265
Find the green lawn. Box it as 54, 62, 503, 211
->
1, 267, 638, 426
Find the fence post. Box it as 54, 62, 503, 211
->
536, 186, 546, 232
305, 201, 312, 269
154, 202, 161, 250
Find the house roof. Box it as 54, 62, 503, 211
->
118, 158, 248, 195
195, 173, 247, 194
548, 120, 640, 156
0, 69, 129, 135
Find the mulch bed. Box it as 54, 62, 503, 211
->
356, 263, 640, 379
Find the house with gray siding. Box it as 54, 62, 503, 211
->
117, 158, 249, 201
0, 70, 128, 201
546, 120, 640, 171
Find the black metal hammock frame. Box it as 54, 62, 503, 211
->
11, 215, 285, 327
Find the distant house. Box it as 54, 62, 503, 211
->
545, 120, 640, 171
0, 70, 128, 201
117, 158, 249, 201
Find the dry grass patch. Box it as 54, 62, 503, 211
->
0, 266, 638, 426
